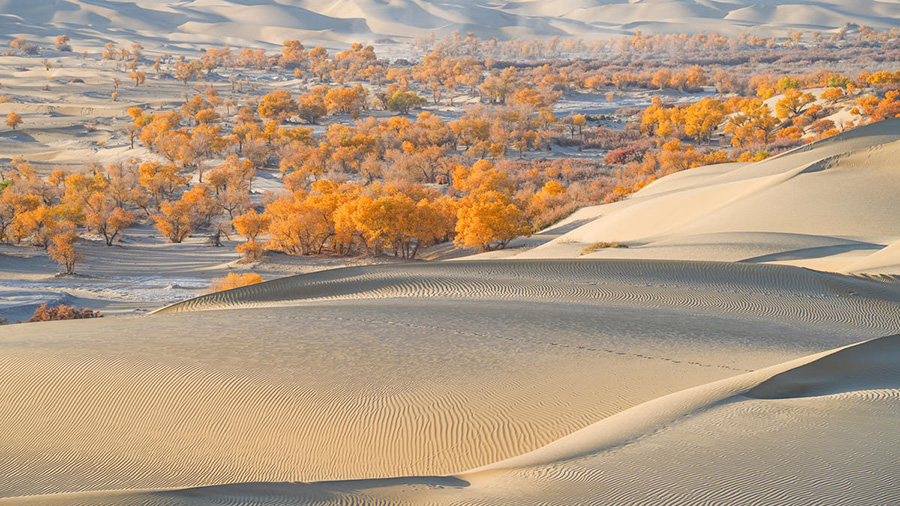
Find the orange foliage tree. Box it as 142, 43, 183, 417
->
7, 112, 22, 130
258, 90, 298, 122
454, 190, 530, 252
85, 192, 134, 246
207, 272, 264, 293
48, 226, 84, 274
232, 208, 270, 262
775, 89, 816, 119
55, 35, 72, 52
152, 185, 217, 244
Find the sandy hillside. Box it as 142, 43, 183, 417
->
2, 0, 899, 50
1, 259, 900, 504
500, 118, 900, 274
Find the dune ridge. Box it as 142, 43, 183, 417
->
512, 118, 900, 274
3, 0, 900, 49
154, 260, 900, 332
2, 259, 900, 504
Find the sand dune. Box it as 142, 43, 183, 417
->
512, 118, 900, 274
2, 2, 898, 503
2, 0, 899, 49
2, 259, 899, 503
153, 260, 900, 332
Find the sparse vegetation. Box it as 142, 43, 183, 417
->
581, 241, 629, 255
208, 272, 264, 292
28, 304, 103, 322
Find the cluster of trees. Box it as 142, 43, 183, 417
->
7, 34, 900, 273
0, 149, 574, 273
582, 67, 900, 199
633, 71, 888, 151
230, 159, 568, 260
0, 159, 137, 272
421, 26, 900, 61
126, 83, 586, 194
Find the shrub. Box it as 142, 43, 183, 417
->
236, 240, 266, 262
207, 272, 263, 293
603, 140, 654, 165
28, 304, 103, 322
582, 127, 642, 150
10, 38, 39, 55
581, 241, 628, 255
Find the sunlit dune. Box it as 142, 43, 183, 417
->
2, 1, 900, 504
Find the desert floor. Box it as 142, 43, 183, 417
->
2, 259, 900, 504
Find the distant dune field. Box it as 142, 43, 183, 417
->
2, 259, 900, 504
2, 0, 900, 49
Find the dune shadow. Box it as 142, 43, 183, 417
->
740, 242, 882, 264
747, 333, 900, 399
155, 476, 470, 502
538, 217, 597, 237
0, 130, 38, 143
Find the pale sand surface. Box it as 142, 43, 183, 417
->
3, 0, 900, 50
2, 5, 900, 502
0, 222, 405, 322
508, 118, 900, 274
2, 260, 899, 504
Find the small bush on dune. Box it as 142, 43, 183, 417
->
207, 272, 263, 293
581, 241, 628, 255
28, 304, 103, 322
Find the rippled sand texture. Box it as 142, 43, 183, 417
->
2, 260, 899, 504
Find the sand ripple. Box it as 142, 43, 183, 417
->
156, 260, 900, 333
3, 260, 899, 505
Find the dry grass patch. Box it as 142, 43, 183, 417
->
581, 241, 628, 255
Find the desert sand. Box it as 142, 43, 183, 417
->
3, 87, 900, 505
2, 259, 899, 504
2, 2, 900, 504
3, 82, 900, 506
496, 117, 900, 274
3, 0, 900, 50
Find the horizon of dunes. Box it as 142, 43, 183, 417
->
2, 0, 900, 49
